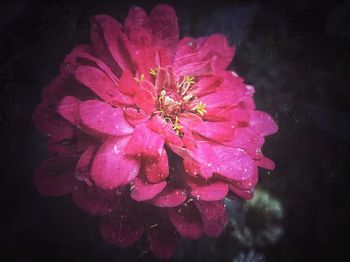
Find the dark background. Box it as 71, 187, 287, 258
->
1, 0, 349, 261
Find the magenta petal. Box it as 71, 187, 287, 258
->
229, 185, 254, 200
133, 87, 156, 114
191, 142, 255, 181
150, 186, 187, 207
191, 75, 223, 97
124, 107, 149, 126
148, 116, 183, 147
90, 136, 141, 189
118, 70, 139, 96
130, 178, 167, 201
148, 220, 178, 259
144, 147, 169, 183
100, 206, 144, 247
75, 144, 97, 185
125, 6, 152, 46
57, 96, 81, 126
72, 183, 121, 215
125, 124, 165, 159
168, 201, 203, 239
194, 200, 228, 237
249, 110, 278, 136
34, 157, 78, 196
150, 5, 179, 49
187, 177, 229, 201
90, 15, 136, 73
79, 100, 134, 136
256, 156, 275, 170
195, 121, 235, 142
75, 66, 132, 105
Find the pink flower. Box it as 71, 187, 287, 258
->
33, 4, 277, 258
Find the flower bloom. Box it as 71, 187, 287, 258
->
33, 4, 277, 259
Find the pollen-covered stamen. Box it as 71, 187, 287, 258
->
192, 101, 207, 116
149, 68, 158, 77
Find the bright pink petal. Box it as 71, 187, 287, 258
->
144, 147, 169, 183
187, 176, 229, 201
100, 206, 144, 247
124, 107, 149, 126
72, 183, 121, 215
34, 157, 78, 196
148, 116, 183, 147
190, 142, 255, 181
249, 110, 278, 136
150, 186, 187, 207
57, 96, 81, 126
118, 70, 139, 96
168, 201, 203, 239
79, 100, 134, 137
130, 177, 167, 201
133, 86, 156, 114
90, 136, 141, 189
75, 66, 132, 105
191, 75, 223, 97
194, 200, 228, 237
125, 124, 165, 159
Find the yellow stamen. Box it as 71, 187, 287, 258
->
134, 74, 145, 83
172, 116, 183, 135
192, 101, 207, 116
149, 68, 158, 77
184, 76, 195, 85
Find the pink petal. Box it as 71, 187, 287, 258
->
90, 15, 136, 73
144, 147, 169, 183
75, 144, 97, 185
125, 6, 152, 46
191, 142, 255, 181
99, 206, 144, 247
75, 66, 132, 105
124, 107, 149, 126
61, 45, 119, 83
256, 156, 275, 170
130, 177, 167, 201
150, 5, 179, 49
194, 200, 228, 237
191, 75, 223, 97
168, 201, 203, 239
34, 157, 78, 196
150, 186, 187, 207
229, 185, 254, 200
90, 136, 141, 189
133, 86, 156, 114
72, 183, 121, 215
125, 124, 165, 159
187, 176, 229, 201
249, 110, 278, 136
79, 100, 134, 137
57, 96, 81, 126
118, 70, 138, 96
147, 116, 183, 147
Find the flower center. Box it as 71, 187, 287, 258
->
149, 68, 207, 135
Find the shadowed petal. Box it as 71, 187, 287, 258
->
34, 157, 78, 196
130, 177, 167, 201
168, 201, 203, 239
72, 183, 121, 215
194, 200, 228, 237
